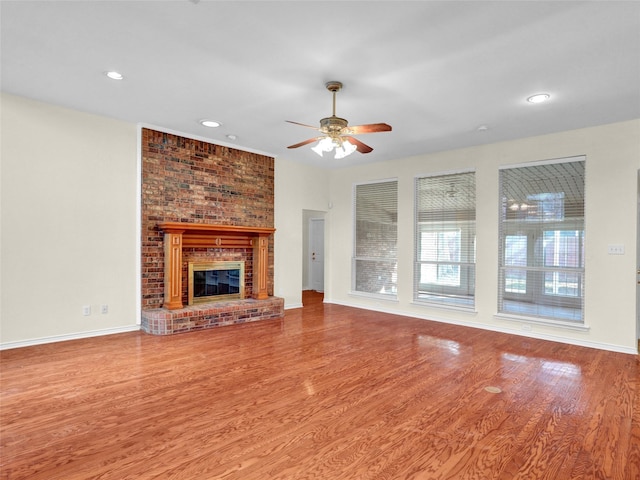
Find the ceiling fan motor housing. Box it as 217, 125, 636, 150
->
320, 116, 348, 135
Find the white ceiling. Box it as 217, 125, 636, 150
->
2, 1, 639, 169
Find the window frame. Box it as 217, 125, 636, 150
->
497, 156, 586, 324
351, 178, 399, 299
414, 170, 476, 309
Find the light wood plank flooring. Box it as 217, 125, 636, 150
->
1, 291, 639, 479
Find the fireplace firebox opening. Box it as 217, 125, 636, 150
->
188, 261, 245, 305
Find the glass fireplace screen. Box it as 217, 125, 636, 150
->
188, 261, 244, 305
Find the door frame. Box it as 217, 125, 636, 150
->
636, 170, 639, 344
302, 210, 326, 292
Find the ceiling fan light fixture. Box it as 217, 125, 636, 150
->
311, 136, 357, 159
311, 136, 335, 156
334, 139, 357, 159
310, 144, 325, 156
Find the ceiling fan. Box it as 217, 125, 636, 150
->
287, 81, 392, 159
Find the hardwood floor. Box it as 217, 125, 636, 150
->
1, 294, 639, 479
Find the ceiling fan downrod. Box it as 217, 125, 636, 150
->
325, 81, 342, 118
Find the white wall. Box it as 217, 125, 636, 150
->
327, 120, 640, 354
274, 157, 330, 309
2, 92, 637, 353
0, 94, 330, 346
1, 94, 139, 347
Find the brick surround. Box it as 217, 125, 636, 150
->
141, 128, 282, 333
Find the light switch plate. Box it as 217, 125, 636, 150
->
607, 244, 625, 255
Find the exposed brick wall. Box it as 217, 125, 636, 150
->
141, 128, 275, 310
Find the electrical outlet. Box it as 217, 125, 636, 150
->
82, 305, 91, 316
100, 304, 108, 314
607, 244, 625, 255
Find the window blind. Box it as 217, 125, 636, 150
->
498, 157, 585, 323
353, 179, 398, 297
414, 171, 476, 307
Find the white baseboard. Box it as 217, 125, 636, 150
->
0, 325, 141, 350
285, 302, 304, 310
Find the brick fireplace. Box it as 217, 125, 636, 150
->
140, 128, 283, 334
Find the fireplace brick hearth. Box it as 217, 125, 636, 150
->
141, 296, 284, 335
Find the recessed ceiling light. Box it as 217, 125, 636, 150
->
226, 134, 237, 140
200, 120, 222, 128
527, 93, 550, 104
105, 71, 124, 80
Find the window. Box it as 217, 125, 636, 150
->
498, 157, 585, 323
414, 171, 476, 307
353, 179, 398, 297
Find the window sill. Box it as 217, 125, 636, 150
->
494, 313, 590, 331
411, 300, 477, 315
348, 291, 399, 303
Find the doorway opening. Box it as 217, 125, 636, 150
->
303, 210, 326, 303
302, 289, 324, 306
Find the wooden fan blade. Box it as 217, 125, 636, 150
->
287, 137, 321, 149
344, 136, 373, 154
345, 123, 392, 134
286, 120, 320, 130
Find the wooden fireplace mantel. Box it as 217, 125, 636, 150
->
158, 222, 275, 310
